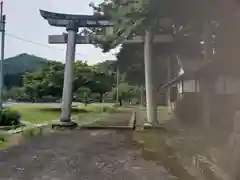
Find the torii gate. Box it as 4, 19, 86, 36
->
39, 9, 174, 127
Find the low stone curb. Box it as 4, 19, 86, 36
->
2, 114, 112, 135
1, 109, 134, 136
0, 124, 25, 131
78, 125, 133, 130
78, 111, 136, 130
1, 118, 74, 135
128, 111, 137, 130
143, 123, 167, 131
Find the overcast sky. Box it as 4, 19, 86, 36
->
3, 0, 118, 64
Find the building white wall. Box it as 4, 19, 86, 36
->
182, 76, 240, 94
183, 80, 200, 92
177, 68, 200, 93
176, 72, 240, 95
177, 82, 183, 94
177, 68, 184, 94
216, 76, 240, 94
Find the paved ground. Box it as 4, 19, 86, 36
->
0, 112, 176, 180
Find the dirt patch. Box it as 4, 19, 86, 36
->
0, 109, 178, 180
164, 119, 232, 180
136, 108, 231, 180
0, 130, 177, 180
133, 130, 196, 180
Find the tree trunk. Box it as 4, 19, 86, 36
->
100, 93, 104, 103
119, 96, 122, 106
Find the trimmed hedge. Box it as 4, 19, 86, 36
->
0, 108, 21, 126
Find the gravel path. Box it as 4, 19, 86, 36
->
0, 111, 176, 180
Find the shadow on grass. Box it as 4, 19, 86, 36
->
10, 105, 117, 125
39, 107, 88, 113
38, 105, 117, 114
0, 133, 10, 149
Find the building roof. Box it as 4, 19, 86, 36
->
162, 57, 240, 89
161, 59, 213, 89
177, 57, 204, 72
161, 57, 206, 89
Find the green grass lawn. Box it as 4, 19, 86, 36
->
75, 112, 110, 124
0, 133, 9, 149
9, 105, 117, 125
10, 106, 60, 124
0, 105, 118, 149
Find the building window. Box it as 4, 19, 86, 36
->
183, 80, 198, 92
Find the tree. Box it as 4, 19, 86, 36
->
43, 61, 64, 98
87, 0, 220, 89
7, 87, 24, 100
75, 87, 92, 106
88, 0, 217, 52
74, 61, 93, 92
23, 72, 43, 102
109, 82, 136, 105
89, 71, 113, 102
4, 73, 23, 89
22, 61, 64, 102
88, 0, 150, 52
20, 60, 116, 103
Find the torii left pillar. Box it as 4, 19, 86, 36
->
144, 28, 157, 125
60, 20, 78, 125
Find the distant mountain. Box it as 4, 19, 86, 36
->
3, 53, 49, 89
4, 53, 48, 75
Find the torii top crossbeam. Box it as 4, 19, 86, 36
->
39, 9, 113, 28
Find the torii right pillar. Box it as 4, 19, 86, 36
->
144, 28, 158, 124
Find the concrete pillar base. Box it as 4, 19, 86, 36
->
52, 121, 78, 130
143, 122, 166, 131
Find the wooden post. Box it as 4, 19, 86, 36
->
166, 57, 172, 113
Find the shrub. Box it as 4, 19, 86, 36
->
0, 108, 21, 126
15, 94, 31, 102
40, 96, 59, 103
0, 135, 5, 142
